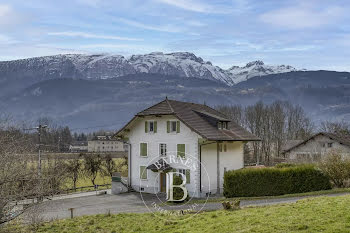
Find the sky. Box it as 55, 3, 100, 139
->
0, 0, 350, 70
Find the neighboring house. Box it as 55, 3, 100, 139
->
283, 132, 350, 162
115, 98, 260, 197
69, 141, 88, 152
88, 135, 125, 152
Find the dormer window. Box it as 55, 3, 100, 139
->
218, 121, 228, 130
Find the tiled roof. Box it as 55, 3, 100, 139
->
283, 132, 350, 153
119, 98, 260, 141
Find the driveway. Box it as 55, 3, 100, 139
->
28, 191, 350, 221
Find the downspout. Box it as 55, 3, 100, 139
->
217, 142, 220, 194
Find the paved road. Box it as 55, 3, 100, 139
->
28, 191, 350, 221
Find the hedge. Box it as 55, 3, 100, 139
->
223, 165, 331, 197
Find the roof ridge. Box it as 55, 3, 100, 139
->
165, 98, 175, 113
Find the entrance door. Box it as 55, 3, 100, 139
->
160, 172, 166, 192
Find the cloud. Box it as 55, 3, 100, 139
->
154, 0, 230, 13
75, 0, 102, 7
0, 4, 25, 28
117, 18, 182, 33
0, 34, 18, 44
260, 4, 344, 29
186, 20, 206, 27
48, 31, 142, 41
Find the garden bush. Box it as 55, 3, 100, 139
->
275, 163, 296, 168
223, 165, 331, 197
318, 151, 350, 188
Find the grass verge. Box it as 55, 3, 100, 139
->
5, 194, 350, 233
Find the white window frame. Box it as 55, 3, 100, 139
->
159, 143, 167, 157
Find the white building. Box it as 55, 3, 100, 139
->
88, 135, 125, 152
116, 98, 259, 197
69, 141, 88, 152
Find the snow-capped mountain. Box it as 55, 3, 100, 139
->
129, 52, 234, 85
0, 52, 298, 91
228, 60, 297, 83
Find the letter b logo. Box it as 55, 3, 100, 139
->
166, 172, 188, 202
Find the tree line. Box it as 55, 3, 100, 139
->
216, 100, 349, 165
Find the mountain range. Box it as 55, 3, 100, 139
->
0, 52, 349, 131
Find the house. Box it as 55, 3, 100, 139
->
115, 98, 260, 197
69, 141, 88, 152
88, 135, 125, 152
283, 132, 350, 162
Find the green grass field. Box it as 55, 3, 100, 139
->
7, 194, 350, 233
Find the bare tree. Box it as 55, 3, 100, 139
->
320, 121, 350, 136
215, 100, 313, 165
0, 119, 68, 225
83, 153, 103, 186
65, 158, 82, 191
102, 154, 117, 177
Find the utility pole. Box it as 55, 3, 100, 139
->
25, 124, 48, 176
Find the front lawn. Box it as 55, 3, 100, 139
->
7, 195, 350, 233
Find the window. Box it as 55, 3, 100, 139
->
140, 166, 147, 180
178, 169, 190, 184
219, 143, 223, 152
177, 144, 185, 158
167, 121, 180, 133
159, 143, 167, 157
218, 121, 228, 130
328, 143, 333, 148
145, 121, 157, 133
224, 144, 227, 152
140, 143, 148, 157
149, 121, 154, 132
171, 121, 177, 132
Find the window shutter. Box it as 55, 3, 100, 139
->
186, 169, 190, 184
167, 121, 170, 133
145, 121, 148, 133
154, 121, 157, 133
176, 121, 180, 133
140, 166, 147, 179
177, 144, 185, 158
140, 143, 147, 157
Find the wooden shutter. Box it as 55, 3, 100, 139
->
140, 166, 147, 179
177, 144, 185, 158
145, 121, 148, 133
176, 121, 180, 133
154, 121, 157, 133
140, 143, 147, 157
167, 121, 170, 133
186, 169, 190, 184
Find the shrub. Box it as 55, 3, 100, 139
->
275, 163, 296, 168
223, 165, 331, 197
318, 151, 350, 188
